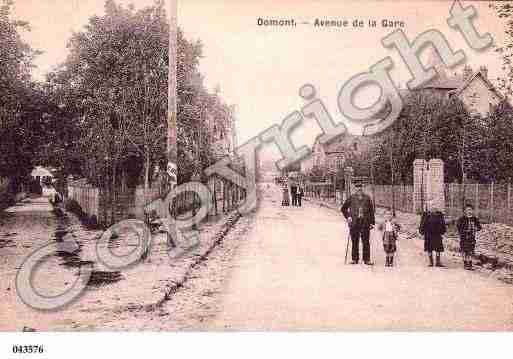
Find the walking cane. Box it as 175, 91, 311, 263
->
344, 231, 351, 264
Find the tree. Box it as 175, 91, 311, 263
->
370, 91, 481, 186
49, 0, 169, 192
491, 2, 513, 96
177, 28, 228, 185
0, 0, 42, 192
486, 100, 513, 181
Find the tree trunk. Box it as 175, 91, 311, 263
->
144, 154, 151, 190
214, 177, 218, 216
121, 167, 126, 194
111, 164, 117, 225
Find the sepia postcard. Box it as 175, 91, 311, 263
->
1, 0, 513, 357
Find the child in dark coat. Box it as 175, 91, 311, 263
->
377, 209, 401, 267
456, 204, 482, 270
419, 205, 447, 267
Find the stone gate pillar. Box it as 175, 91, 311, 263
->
428, 159, 445, 212
413, 159, 427, 213
413, 159, 445, 213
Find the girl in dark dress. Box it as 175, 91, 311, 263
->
419, 205, 447, 267
456, 204, 482, 270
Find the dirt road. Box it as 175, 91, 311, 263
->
205, 184, 513, 330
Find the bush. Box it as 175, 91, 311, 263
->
65, 199, 84, 217
0, 191, 15, 211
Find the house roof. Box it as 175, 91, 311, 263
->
417, 68, 504, 100
312, 133, 371, 156
420, 75, 464, 90
449, 70, 505, 100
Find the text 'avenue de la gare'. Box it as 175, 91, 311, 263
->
256, 18, 405, 28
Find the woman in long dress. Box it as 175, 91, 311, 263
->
281, 180, 290, 206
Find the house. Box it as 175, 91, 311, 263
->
415, 48, 504, 117
301, 48, 504, 184
301, 134, 370, 175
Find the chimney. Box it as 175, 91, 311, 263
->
479, 65, 488, 80
462, 65, 473, 80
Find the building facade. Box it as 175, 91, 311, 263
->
301, 134, 369, 175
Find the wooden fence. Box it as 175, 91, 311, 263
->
67, 183, 101, 221
304, 182, 513, 226
67, 177, 247, 228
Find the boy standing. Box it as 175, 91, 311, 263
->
456, 204, 482, 270
377, 210, 401, 267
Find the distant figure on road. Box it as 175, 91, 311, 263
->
47, 186, 64, 216
419, 203, 447, 267
297, 186, 304, 207
47, 186, 60, 205
377, 209, 401, 267
341, 181, 375, 265
457, 204, 482, 271
290, 183, 298, 206
281, 181, 290, 206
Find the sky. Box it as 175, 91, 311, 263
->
11, 0, 169, 81
178, 0, 508, 161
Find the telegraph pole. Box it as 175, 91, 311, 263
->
362, 123, 376, 212
167, 0, 178, 188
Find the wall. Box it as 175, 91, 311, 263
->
458, 75, 501, 117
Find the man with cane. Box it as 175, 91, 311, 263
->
341, 180, 375, 265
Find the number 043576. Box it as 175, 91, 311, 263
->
12, 345, 44, 354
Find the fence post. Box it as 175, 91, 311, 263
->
450, 183, 454, 218
508, 178, 511, 219
401, 183, 404, 211
332, 175, 336, 203
490, 182, 495, 223
474, 183, 479, 217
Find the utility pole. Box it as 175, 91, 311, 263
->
460, 117, 467, 211
362, 123, 376, 212
389, 143, 395, 216
389, 132, 396, 217
167, 0, 178, 189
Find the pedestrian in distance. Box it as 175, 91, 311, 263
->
341, 180, 375, 265
456, 204, 482, 270
297, 186, 303, 207
290, 183, 298, 206
377, 209, 401, 267
419, 202, 447, 267
281, 181, 290, 206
